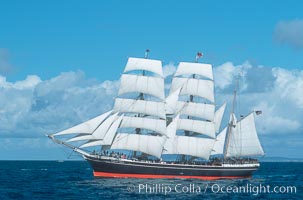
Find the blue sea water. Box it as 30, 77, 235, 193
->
0, 161, 302, 199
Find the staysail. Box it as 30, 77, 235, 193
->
226, 112, 264, 157
211, 127, 227, 155
53, 110, 112, 136
214, 102, 226, 133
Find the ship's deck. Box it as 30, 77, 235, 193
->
85, 155, 260, 168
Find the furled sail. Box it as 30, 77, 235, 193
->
214, 102, 226, 133
124, 57, 163, 77
118, 74, 165, 100
111, 133, 166, 158
53, 110, 112, 136
226, 113, 264, 157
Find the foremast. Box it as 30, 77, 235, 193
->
107, 49, 167, 158
48, 50, 167, 159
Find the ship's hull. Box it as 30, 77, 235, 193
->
85, 156, 259, 180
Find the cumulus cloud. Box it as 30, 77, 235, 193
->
214, 62, 303, 135
0, 63, 302, 140
214, 61, 251, 91
274, 19, 303, 50
0, 71, 119, 138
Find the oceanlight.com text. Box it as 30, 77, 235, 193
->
127, 183, 297, 196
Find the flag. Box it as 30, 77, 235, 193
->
197, 52, 203, 58
255, 110, 262, 115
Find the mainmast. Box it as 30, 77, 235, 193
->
182, 52, 203, 162
163, 52, 216, 160
133, 49, 149, 158
223, 85, 237, 161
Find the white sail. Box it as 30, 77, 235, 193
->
80, 140, 103, 148
226, 113, 264, 157
163, 116, 178, 154
80, 115, 124, 148
175, 102, 215, 121
124, 57, 163, 77
118, 74, 165, 100
120, 116, 166, 135
67, 134, 95, 142
53, 110, 112, 136
111, 133, 166, 158
214, 102, 226, 133
177, 118, 216, 138
170, 77, 214, 103
175, 62, 213, 80
164, 136, 215, 160
163, 115, 215, 160
165, 87, 181, 114
211, 127, 227, 155
101, 114, 123, 145
67, 113, 119, 142
113, 98, 165, 119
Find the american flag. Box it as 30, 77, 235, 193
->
255, 110, 262, 115
197, 52, 203, 58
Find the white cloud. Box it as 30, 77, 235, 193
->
0, 71, 119, 138
274, 19, 303, 50
213, 62, 303, 135
214, 61, 251, 91
272, 67, 303, 108
253, 102, 300, 134
0, 62, 302, 140
0, 75, 41, 89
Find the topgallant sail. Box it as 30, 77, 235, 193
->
47, 51, 264, 179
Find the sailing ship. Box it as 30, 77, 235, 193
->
47, 50, 264, 180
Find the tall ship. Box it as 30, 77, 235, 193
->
48, 50, 264, 179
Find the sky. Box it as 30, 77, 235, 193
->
0, 0, 302, 160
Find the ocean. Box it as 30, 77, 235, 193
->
0, 161, 302, 199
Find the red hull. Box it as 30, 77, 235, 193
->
93, 171, 251, 180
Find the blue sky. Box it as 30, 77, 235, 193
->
0, 0, 302, 160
